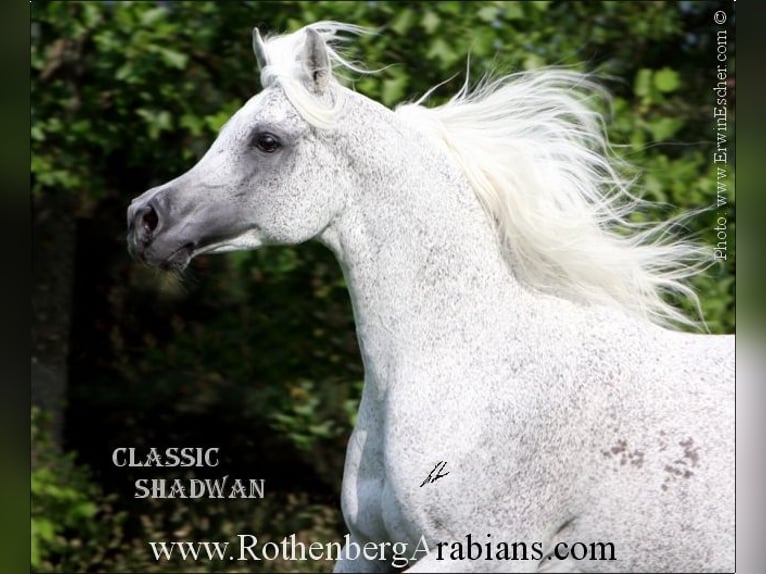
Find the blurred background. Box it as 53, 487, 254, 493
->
31, 1, 735, 572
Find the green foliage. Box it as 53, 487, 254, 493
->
31, 2, 253, 212
31, 407, 127, 572
271, 379, 364, 452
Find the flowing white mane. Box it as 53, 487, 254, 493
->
259, 22, 711, 329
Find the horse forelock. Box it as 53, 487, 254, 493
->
257, 22, 374, 129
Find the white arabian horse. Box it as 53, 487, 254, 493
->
128, 22, 734, 573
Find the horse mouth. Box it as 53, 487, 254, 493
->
159, 243, 196, 271
129, 238, 196, 272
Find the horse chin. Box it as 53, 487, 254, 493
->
135, 241, 195, 272
160, 243, 196, 272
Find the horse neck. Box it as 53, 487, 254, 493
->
318, 95, 530, 389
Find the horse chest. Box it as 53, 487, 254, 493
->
342, 359, 561, 544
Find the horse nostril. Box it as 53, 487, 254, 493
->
142, 206, 159, 233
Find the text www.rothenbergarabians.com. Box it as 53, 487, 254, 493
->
149, 533, 616, 569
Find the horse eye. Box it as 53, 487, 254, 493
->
253, 132, 281, 153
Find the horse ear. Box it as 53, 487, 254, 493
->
252, 28, 270, 71
302, 28, 331, 95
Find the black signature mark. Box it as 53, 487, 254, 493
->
420, 461, 449, 487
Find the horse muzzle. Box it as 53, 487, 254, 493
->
127, 189, 196, 271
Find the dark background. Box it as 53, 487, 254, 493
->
30, 2, 735, 572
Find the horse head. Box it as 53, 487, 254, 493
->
127, 25, 349, 271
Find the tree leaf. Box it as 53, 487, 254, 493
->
391, 9, 416, 35
502, 1, 524, 20
381, 75, 408, 107
654, 67, 680, 92
634, 68, 653, 98
140, 7, 167, 26
421, 11, 441, 34
477, 6, 498, 23
159, 47, 188, 70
